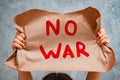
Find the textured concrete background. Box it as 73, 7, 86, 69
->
0, 0, 120, 80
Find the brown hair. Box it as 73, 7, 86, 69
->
42, 73, 73, 80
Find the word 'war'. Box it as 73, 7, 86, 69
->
39, 41, 89, 59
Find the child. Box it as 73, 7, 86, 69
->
42, 73, 72, 80
12, 28, 110, 80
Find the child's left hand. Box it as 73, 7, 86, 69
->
96, 28, 110, 45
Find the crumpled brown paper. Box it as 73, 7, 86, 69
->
4, 7, 116, 72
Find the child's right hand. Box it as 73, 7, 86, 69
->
12, 33, 25, 50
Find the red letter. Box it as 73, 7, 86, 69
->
65, 20, 77, 35
76, 41, 89, 57
46, 19, 60, 35
39, 43, 62, 59
63, 44, 75, 58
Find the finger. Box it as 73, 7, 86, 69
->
98, 28, 105, 34
16, 35, 25, 43
98, 39, 110, 45
14, 38, 25, 47
97, 36, 107, 45
20, 33, 25, 38
97, 32, 106, 39
97, 28, 106, 39
98, 34, 108, 42
12, 43, 23, 49
97, 28, 105, 36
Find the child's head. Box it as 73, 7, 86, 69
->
42, 73, 73, 80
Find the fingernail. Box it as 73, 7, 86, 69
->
22, 34, 25, 38
23, 43, 25, 46
97, 32, 100, 34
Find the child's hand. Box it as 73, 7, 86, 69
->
12, 33, 25, 50
96, 28, 110, 45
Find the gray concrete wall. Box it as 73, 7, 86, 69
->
0, 0, 120, 80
